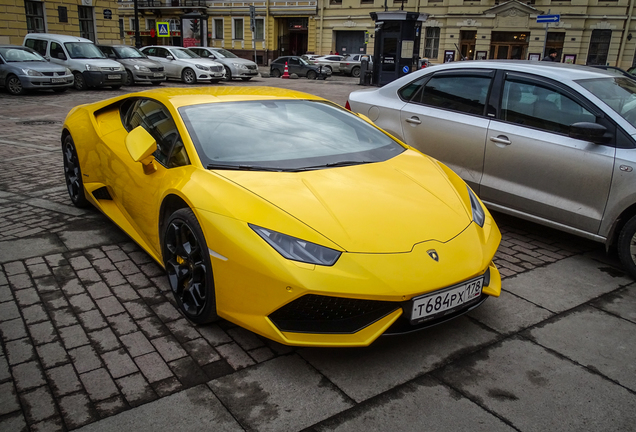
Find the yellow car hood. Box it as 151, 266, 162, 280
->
216, 150, 472, 253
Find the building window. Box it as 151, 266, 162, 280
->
424, 27, 440, 59
587, 29, 612, 65
254, 18, 264, 40
146, 19, 156, 31
119, 18, 124, 39
233, 18, 244, 40
360, 0, 374, 3
78, 6, 95, 41
168, 19, 181, 32
129, 18, 138, 31
214, 19, 223, 39
546, 32, 565, 59
25, 1, 45, 33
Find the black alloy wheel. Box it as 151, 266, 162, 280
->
223, 66, 232, 81
125, 70, 134, 86
163, 208, 218, 324
617, 215, 636, 279
62, 134, 90, 208
6, 75, 25, 95
73, 72, 86, 90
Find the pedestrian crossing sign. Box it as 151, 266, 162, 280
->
157, 22, 170, 37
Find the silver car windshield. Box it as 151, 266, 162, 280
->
179, 100, 405, 171
0, 47, 45, 62
172, 48, 198, 59
577, 77, 636, 128
65, 42, 105, 59
213, 49, 238, 58
113, 46, 145, 59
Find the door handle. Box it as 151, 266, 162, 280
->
490, 135, 511, 145
405, 117, 421, 125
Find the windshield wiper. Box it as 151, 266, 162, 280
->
206, 163, 286, 172
299, 160, 372, 170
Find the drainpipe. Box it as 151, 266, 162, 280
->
266, 0, 270, 63
319, 0, 324, 54
617, 0, 635, 67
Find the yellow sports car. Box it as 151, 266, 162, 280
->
61, 86, 501, 347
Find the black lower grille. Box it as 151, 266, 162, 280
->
92, 186, 112, 200
269, 294, 399, 334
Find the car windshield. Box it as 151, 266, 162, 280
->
577, 77, 636, 128
179, 100, 405, 171
213, 49, 238, 58
65, 42, 105, 59
113, 46, 146, 59
0, 47, 45, 62
172, 48, 198, 59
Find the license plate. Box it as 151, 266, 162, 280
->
153, 73, 164, 77
51, 78, 66, 83
410, 276, 483, 324
107, 74, 120, 80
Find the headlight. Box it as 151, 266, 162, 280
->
134, 65, 151, 72
467, 187, 485, 227
232, 62, 248, 69
22, 68, 43, 76
195, 64, 210, 71
85, 63, 98, 71
250, 224, 341, 266
65, 68, 72, 75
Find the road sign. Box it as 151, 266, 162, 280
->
537, 14, 560, 23
157, 22, 170, 37
249, 5, 256, 32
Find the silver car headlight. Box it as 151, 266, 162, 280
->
250, 224, 341, 266
85, 63, 98, 71
65, 68, 72, 75
232, 62, 248, 70
467, 187, 485, 227
134, 65, 151, 72
22, 68, 43, 76
195, 64, 210, 71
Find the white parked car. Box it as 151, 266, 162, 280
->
23, 33, 125, 90
140, 46, 225, 84
188, 47, 258, 81
311, 55, 346, 74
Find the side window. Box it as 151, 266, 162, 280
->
289, 57, 300, 65
157, 48, 168, 58
144, 48, 156, 56
25, 39, 47, 56
100, 46, 114, 57
124, 99, 189, 168
50, 42, 66, 60
502, 79, 596, 134
413, 74, 492, 115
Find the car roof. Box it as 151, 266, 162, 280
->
23, 33, 93, 43
107, 86, 328, 110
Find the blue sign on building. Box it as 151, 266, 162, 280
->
537, 14, 560, 23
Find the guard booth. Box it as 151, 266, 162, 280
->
370, 11, 427, 86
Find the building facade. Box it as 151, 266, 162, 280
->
1, 0, 635, 68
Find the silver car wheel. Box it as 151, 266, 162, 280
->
6, 75, 25, 95
182, 68, 196, 84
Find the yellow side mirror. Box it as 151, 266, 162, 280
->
125, 126, 158, 173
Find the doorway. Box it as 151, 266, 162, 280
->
489, 32, 528, 60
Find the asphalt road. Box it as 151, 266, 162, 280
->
1, 74, 635, 431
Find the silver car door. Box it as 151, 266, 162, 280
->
480, 72, 614, 234
398, 70, 495, 192
160, 48, 181, 78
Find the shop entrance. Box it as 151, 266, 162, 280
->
276, 18, 308, 57
489, 32, 528, 59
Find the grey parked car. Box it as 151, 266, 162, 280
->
188, 47, 258, 81
340, 54, 373, 77
348, 60, 636, 277
97, 45, 165, 86
0, 45, 73, 95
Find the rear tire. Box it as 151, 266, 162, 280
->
617, 215, 636, 279
62, 134, 90, 208
163, 208, 218, 324
271, 68, 281, 78
351, 66, 361, 78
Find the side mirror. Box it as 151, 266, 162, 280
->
166, 55, 174, 60
569, 122, 611, 144
125, 126, 158, 174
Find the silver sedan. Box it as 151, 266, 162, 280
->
348, 60, 636, 278
0, 45, 73, 95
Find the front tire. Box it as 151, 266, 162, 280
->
6, 75, 25, 95
618, 215, 636, 279
181, 68, 197, 84
125, 70, 134, 86
73, 72, 86, 90
223, 66, 232, 81
163, 208, 218, 324
62, 134, 90, 208
307, 70, 317, 80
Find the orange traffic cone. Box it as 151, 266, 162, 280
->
282, 61, 290, 79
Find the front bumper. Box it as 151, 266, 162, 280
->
132, 70, 166, 84
199, 210, 501, 347
21, 74, 74, 90
83, 70, 125, 88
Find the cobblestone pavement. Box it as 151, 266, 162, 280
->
0, 76, 630, 431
